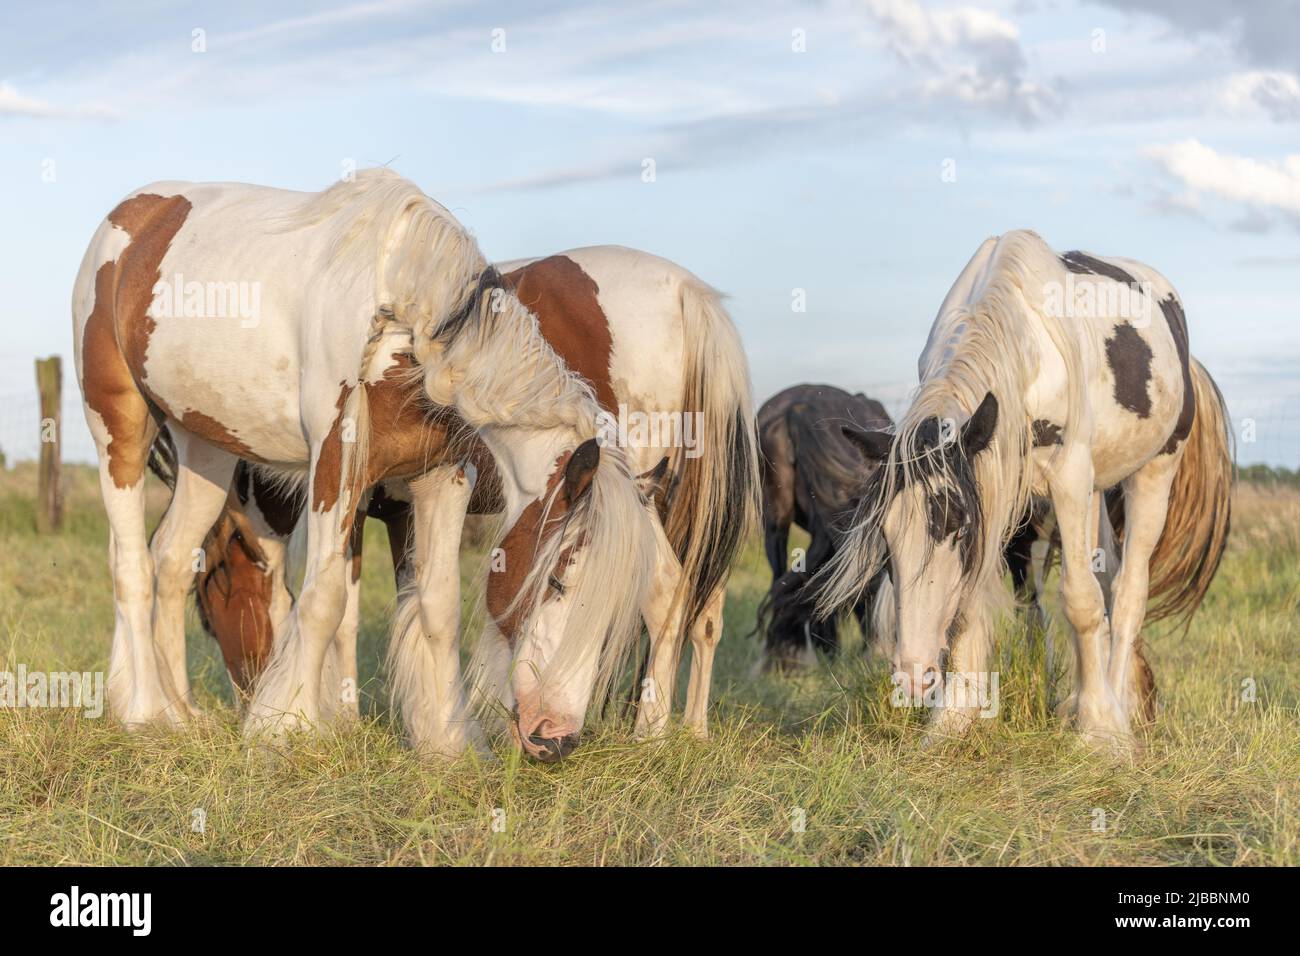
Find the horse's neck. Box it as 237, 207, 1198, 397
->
476, 425, 576, 521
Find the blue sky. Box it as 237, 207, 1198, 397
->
2, 0, 1299, 465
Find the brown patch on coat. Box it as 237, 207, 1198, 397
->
360, 352, 469, 483
1158, 294, 1195, 454
465, 441, 505, 514
1104, 322, 1153, 418
1032, 419, 1062, 447
108, 194, 192, 380
180, 409, 255, 458
80, 193, 192, 487
502, 256, 617, 412
312, 384, 351, 514
313, 352, 507, 516
486, 451, 577, 645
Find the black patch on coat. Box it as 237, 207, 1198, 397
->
926, 490, 966, 542
234, 462, 251, 505
1158, 294, 1196, 454
944, 612, 965, 650
1104, 322, 1154, 418
436, 266, 505, 342
366, 482, 409, 521
1032, 419, 1062, 447
858, 418, 984, 573
1060, 251, 1138, 287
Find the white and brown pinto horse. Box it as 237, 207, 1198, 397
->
149, 246, 760, 756
71, 171, 719, 759
820, 230, 1231, 753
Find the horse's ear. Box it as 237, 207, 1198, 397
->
961, 391, 998, 456
563, 438, 601, 505
842, 424, 893, 462
635, 456, 671, 503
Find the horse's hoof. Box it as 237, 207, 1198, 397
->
632, 710, 670, 742
1074, 701, 1136, 758
116, 698, 191, 730
1075, 727, 1139, 761
1055, 692, 1080, 720
242, 707, 314, 743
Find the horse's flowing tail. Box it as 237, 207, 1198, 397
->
663, 280, 761, 647
1146, 358, 1233, 626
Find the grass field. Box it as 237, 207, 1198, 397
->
1, 463, 1295, 865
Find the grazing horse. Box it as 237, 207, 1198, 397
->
755, 384, 892, 670
73, 171, 669, 760
757, 385, 1060, 673
141, 244, 759, 756
820, 230, 1232, 753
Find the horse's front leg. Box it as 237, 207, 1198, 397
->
387, 464, 482, 758
1106, 454, 1179, 725
320, 509, 365, 725
683, 585, 726, 738
243, 448, 355, 741
1050, 455, 1131, 751
148, 431, 239, 719
634, 513, 688, 740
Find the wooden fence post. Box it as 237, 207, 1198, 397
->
35, 356, 63, 533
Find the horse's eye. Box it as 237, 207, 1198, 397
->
547, 574, 567, 596
954, 523, 968, 541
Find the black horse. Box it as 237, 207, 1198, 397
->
757, 384, 893, 670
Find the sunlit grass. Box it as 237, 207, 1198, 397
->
0, 464, 1295, 865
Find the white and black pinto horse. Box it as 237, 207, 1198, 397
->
820, 230, 1232, 753
146, 246, 760, 757
73, 171, 756, 760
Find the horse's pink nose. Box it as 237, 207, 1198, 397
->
527, 733, 580, 763
896, 662, 942, 700
519, 717, 580, 762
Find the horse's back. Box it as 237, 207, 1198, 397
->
501, 245, 730, 471
73, 179, 373, 468
971, 233, 1194, 487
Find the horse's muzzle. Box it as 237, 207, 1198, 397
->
526, 732, 580, 763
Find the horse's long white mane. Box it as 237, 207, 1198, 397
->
285, 169, 653, 711
818, 230, 1086, 629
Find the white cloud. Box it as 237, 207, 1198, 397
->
863, 0, 1060, 123
0, 83, 56, 117
1219, 70, 1300, 122
0, 81, 116, 119
1144, 139, 1300, 228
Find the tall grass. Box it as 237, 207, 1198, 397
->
0, 464, 1295, 865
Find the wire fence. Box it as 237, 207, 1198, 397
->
0, 380, 99, 467
0, 369, 1296, 470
